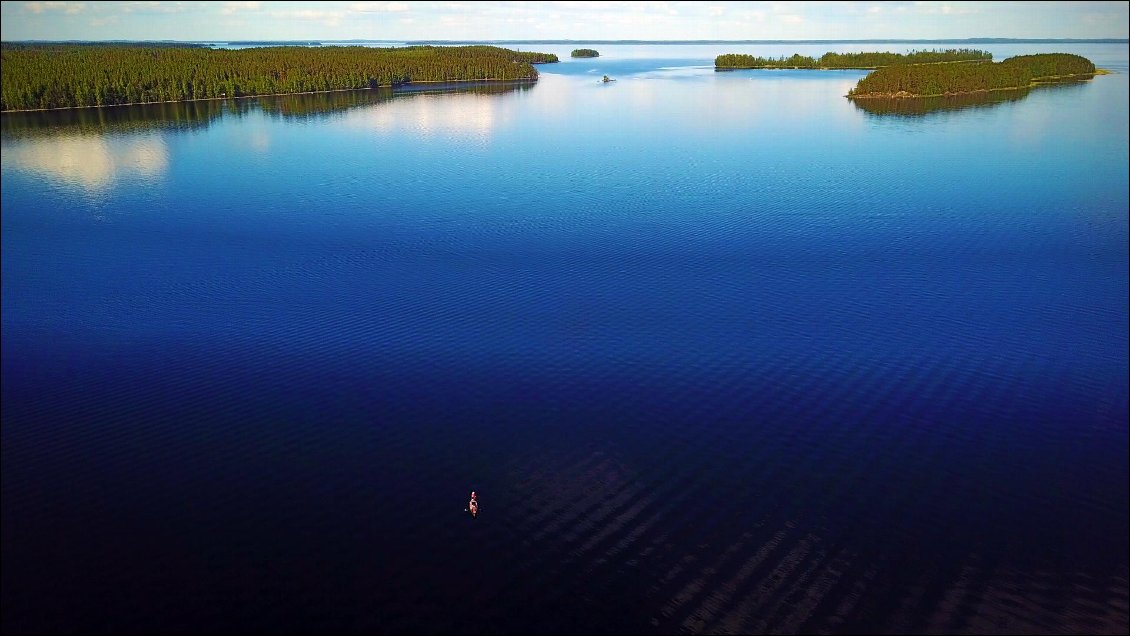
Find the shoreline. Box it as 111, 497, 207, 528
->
846, 70, 1104, 99
0, 77, 538, 114
716, 59, 991, 71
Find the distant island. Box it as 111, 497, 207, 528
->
401, 38, 1128, 45
711, 49, 1103, 100
0, 40, 209, 49
0, 44, 559, 111
715, 49, 992, 70
848, 53, 1098, 99
571, 48, 600, 58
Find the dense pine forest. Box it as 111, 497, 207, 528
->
571, 49, 600, 58
848, 53, 1096, 98
0, 44, 558, 111
714, 49, 992, 69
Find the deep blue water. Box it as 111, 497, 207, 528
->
2, 43, 1128, 634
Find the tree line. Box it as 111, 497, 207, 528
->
847, 53, 1096, 98
715, 49, 992, 69
0, 44, 559, 111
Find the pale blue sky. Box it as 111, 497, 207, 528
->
2, 1, 1127, 42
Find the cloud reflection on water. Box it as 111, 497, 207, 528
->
2, 134, 169, 191
341, 84, 531, 141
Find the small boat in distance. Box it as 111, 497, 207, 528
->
602, 75, 616, 83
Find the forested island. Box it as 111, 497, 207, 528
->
571, 48, 600, 58
848, 53, 1097, 98
0, 44, 559, 111
715, 49, 991, 69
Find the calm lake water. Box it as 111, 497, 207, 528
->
2, 42, 1128, 634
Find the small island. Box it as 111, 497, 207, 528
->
848, 53, 1098, 99
0, 44, 559, 111
715, 49, 992, 70
571, 48, 600, 58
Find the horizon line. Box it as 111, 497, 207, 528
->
3, 37, 1128, 44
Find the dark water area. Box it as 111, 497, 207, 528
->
2, 42, 1128, 634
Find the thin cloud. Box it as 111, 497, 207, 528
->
913, 1, 979, 16
5, 0, 1126, 42
269, 8, 346, 27
349, 2, 409, 12
123, 1, 187, 13
220, 1, 261, 15
24, 1, 86, 14
271, 9, 334, 19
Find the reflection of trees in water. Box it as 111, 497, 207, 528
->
852, 89, 1030, 116
259, 81, 533, 119
851, 78, 1091, 117
1, 99, 233, 138
258, 88, 396, 119
1, 82, 533, 136
388, 80, 534, 97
